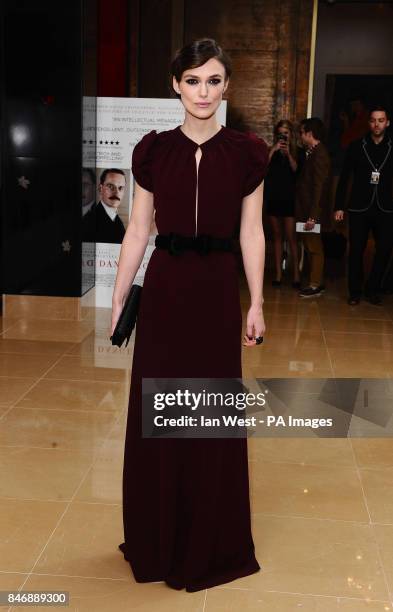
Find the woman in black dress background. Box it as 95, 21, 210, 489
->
265, 120, 302, 287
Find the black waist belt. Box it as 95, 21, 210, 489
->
155, 233, 234, 256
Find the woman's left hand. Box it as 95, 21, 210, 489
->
243, 305, 266, 347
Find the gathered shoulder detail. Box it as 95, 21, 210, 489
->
131, 130, 159, 193
241, 132, 269, 197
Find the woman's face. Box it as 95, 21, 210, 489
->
173, 58, 228, 120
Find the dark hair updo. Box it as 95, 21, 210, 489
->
170, 38, 232, 84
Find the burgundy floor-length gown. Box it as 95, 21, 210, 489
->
120, 125, 268, 592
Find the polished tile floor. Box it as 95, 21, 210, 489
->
1, 278, 393, 610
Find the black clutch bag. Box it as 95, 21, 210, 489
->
110, 284, 142, 348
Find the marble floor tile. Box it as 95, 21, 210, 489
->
0, 318, 20, 334
206, 588, 393, 611
262, 287, 302, 303
11, 574, 206, 611
0, 339, 74, 356
0, 354, 60, 379
44, 356, 128, 383
0, 571, 29, 593
321, 317, 393, 334
65, 334, 95, 356
326, 601, 393, 611
0, 316, 19, 335
352, 439, 393, 469
0, 408, 117, 450
104, 415, 127, 445
243, 346, 331, 370
248, 437, 355, 467
34, 502, 128, 580
65, 330, 134, 354
0, 447, 94, 501
261, 301, 319, 316
235, 515, 388, 599
360, 468, 393, 525
0, 377, 36, 407
249, 462, 369, 521
66, 329, 135, 370
317, 302, 392, 321
248, 327, 323, 348
75, 441, 123, 504
373, 524, 393, 595
325, 333, 393, 352
264, 312, 322, 331
3, 319, 95, 344
90, 307, 113, 330
249, 365, 334, 378
16, 379, 128, 412
263, 329, 327, 351
329, 349, 393, 377
0, 499, 67, 573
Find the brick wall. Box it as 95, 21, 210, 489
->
137, 0, 314, 144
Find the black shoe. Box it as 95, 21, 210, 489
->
365, 293, 382, 305
299, 286, 323, 298
292, 281, 301, 289
348, 296, 360, 305
118, 543, 129, 561
272, 280, 282, 287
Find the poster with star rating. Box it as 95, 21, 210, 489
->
85, 97, 227, 309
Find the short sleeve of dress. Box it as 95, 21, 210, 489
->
242, 134, 269, 197
131, 130, 157, 192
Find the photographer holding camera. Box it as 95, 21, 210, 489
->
265, 120, 303, 287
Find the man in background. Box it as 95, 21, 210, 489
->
296, 118, 331, 298
83, 168, 126, 243
334, 105, 393, 305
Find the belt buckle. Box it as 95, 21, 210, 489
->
168, 232, 183, 256
194, 234, 211, 255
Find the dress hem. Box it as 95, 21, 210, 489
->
119, 543, 261, 592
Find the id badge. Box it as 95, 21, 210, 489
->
370, 171, 380, 185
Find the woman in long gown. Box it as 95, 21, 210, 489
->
111, 38, 268, 592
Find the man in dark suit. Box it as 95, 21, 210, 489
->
83, 168, 126, 243
296, 118, 331, 298
334, 105, 393, 305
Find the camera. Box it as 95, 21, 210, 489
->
277, 134, 288, 142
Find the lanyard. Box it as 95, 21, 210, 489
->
362, 138, 392, 173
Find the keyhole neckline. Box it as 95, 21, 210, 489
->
177, 125, 225, 150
